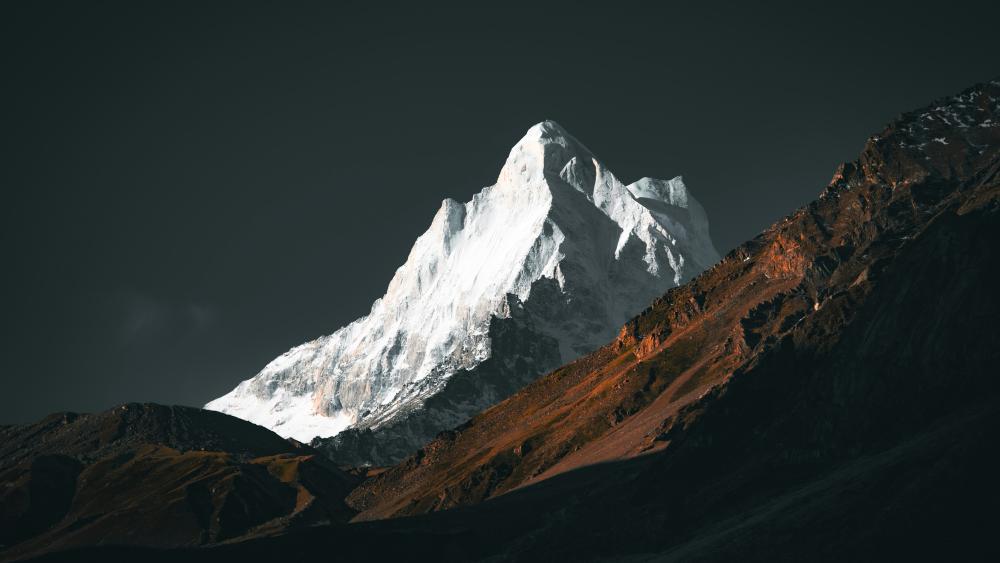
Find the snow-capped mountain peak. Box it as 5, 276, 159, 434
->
207, 121, 720, 453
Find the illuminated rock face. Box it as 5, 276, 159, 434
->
206, 120, 720, 461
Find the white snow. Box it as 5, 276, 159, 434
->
206, 120, 720, 442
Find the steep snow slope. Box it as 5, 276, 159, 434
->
206, 121, 720, 451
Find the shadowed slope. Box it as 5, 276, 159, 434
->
0, 404, 358, 561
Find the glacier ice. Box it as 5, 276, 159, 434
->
206, 120, 721, 449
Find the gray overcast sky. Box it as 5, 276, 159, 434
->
2, 0, 998, 423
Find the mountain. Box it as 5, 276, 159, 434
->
206, 120, 720, 465
0, 404, 358, 562
14, 79, 1000, 563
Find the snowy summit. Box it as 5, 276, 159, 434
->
207, 121, 720, 456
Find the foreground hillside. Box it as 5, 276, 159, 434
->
7, 79, 1000, 562
0, 404, 357, 561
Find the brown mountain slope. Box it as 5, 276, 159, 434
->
0, 403, 358, 561
347, 79, 1000, 521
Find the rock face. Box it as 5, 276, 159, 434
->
0, 404, 358, 561
206, 120, 720, 465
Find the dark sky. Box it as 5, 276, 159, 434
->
2, 1, 998, 423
